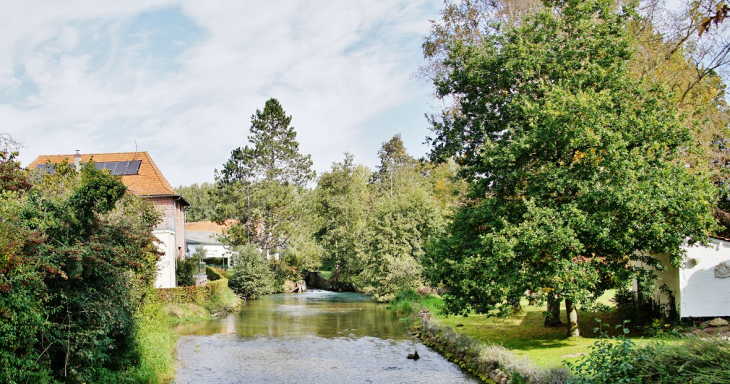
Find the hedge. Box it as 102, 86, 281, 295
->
157, 278, 229, 305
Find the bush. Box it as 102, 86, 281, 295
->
227, 244, 276, 299
567, 320, 643, 384
387, 288, 424, 321
206, 266, 224, 281
157, 279, 230, 305
176, 257, 199, 287
569, 318, 730, 384
269, 257, 302, 288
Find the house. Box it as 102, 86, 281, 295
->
28, 151, 189, 289
186, 220, 236, 268
642, 237, 730, 319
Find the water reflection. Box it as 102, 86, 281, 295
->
173, 290, 477, 383
174, 290, 411, 339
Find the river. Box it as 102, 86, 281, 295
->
172, 290, 478, 383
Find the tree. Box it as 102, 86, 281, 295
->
176, 182, 215, 222
424, 0, 717, 337
0, 134, 31, 193
314, 153, 371, 287
214, 98, 315, 258
227, 244, 277, 299
1, 159, 161, 381
359, 136, 443, 301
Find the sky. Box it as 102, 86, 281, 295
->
2, 0, 443, 187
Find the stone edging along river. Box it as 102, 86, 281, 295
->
172, 290, 479, 383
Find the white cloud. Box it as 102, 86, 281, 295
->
3, 0, 441, 186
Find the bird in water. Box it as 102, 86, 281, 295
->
407, 351, 420, 360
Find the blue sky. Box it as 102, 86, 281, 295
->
3, 0, 443, 186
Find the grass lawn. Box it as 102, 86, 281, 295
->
422, 291, 653, 368
319, 270, 332, 279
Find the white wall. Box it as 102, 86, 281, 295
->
188, 243, 232, 259
154, 230, 177, 289
680, 239, 730, 317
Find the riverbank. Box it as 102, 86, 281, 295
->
135, 270, 241, 383
394, 292, 730, 384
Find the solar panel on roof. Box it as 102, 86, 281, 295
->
35, 160, 141, 176
93, 161, 141, 175
34, 164, 55, 175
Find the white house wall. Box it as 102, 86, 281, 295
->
680, 239, 730, 318
188, 243, 231, 259
154, 230, 177, 289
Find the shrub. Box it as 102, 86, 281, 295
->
567, 320, 647, 384
269, 258, 302, 288
157, 279, 229, 305
387, 288, 424, 321
206, 266, 224, 281
176, 257, 200, 287
227, 244, 276, 299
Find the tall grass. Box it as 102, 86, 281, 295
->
127, 281, 239, 383
129, 295, 177, 383
632, 337, 730, 383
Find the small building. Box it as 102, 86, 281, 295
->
644, 237, 730, 319
186, 221, 236, 268
28, 151, 189, 288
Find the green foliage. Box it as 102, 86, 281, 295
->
214, 98, 316, 259
269, 257, 302, 288
424, 0, 718, 336
569, 319, 730, 384
314, 153, 370, 285
386, 289, 424, 321
127, 292, 177, 383
631, 337, 730, 383
0, 135, 31, 194
176, 182, 215, 222
227, 244, 276, 299
359, 187, 441, 301
176, 257, 200, 287
314, 138, 446, 300
206, 266, 224, 281
1, 157, 162, 382
157, 279, 230, 305
567, 320, 643, 384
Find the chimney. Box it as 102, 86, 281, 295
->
74, 150, 81, 171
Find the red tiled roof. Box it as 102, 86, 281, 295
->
28, 152, 180, 198
186, 220, 237, 234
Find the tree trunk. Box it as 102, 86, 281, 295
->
544, 295, 563, 327
565, 298, 580, 337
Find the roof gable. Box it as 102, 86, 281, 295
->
28, 152, 182, 199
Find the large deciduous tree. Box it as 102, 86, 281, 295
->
314, 153, 370, 288
424, 0, 717, 336
361, 136, 442, 301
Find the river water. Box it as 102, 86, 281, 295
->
172, 290, 478, 383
